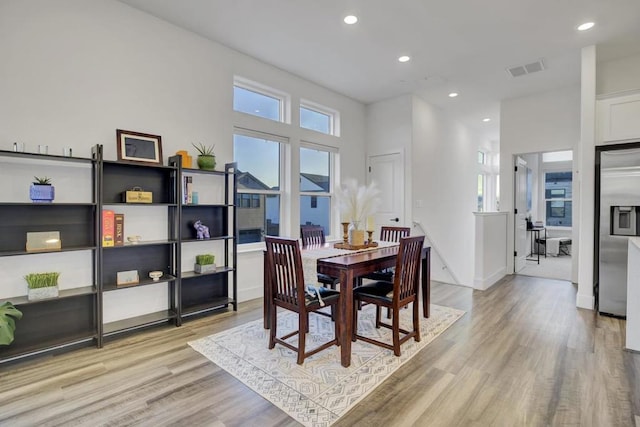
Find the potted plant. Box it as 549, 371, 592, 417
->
30, 176, 55, 203
0, 302, 22, 346
194, 253, 216, 274
192, 143, 216, 170
25, 272, 60, 300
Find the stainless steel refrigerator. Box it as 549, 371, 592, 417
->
598, 145, 640, 317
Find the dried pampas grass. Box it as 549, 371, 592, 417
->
335, 179, 380, 229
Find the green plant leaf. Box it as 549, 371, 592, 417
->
0, 302, 23, 346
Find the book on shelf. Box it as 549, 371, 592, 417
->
183, 175, 193, 204
102, 210, 115, 247
114, 213, 124, 246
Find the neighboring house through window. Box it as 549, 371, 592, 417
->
300, 144, 334, 236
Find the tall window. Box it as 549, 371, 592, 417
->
300, 100, 339, 136
545, 171, 572, 227
233, 77, 287, 122
234, 131, 284, 243
478, 151, 486, 164
477, 174, 485, 212
300, 145, 333, 235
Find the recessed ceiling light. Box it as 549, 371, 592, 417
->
448, 92, 459, 98
482, 118, 491, 122
577, 22, 595, 31
398, 55, 411, 63
344, 15, 358, 25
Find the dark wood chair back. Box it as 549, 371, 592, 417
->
394, 235, 425, 304
264, 235, 341, 364
265, 236, 305, 308
380, 226, 410, 242
352, 234, 425, 356
300, 225, 326, 248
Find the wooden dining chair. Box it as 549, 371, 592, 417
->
265, 236, 341, 364
352, 235, 425, 356
362, 226, 411, 282
300, 225, 340, 290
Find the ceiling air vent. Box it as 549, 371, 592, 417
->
507, 59, 545, 78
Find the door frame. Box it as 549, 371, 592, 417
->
367, 150, 406, 228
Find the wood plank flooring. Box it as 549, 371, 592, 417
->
1, 274, 638, 426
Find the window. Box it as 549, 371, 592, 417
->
477, 174, 485, 212
300, 100, 339, 136
544, 171, 572, 227
478, 151, 486, 164
233, 77, 287, 122
300, 145, 334, 236
234, 131, 284, 243
542, 150, 572, 163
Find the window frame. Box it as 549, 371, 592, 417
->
234, 128, 288, 248
299, 142, 337, 238
300, 99, 340, 136
543, 169, 572, 228
233, 76, 291, 124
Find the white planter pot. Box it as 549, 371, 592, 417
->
28, 286, 59, 301
194, 263, 216, 274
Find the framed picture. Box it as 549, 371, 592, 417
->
116, 129, 163, 165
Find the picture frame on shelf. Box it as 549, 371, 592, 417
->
116, 270, 139, 287
116, 129, 163, 165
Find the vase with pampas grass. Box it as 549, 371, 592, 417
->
335, 179, 380, 245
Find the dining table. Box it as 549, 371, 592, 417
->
263, 240, 431, 368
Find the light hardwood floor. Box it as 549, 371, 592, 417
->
1, 275, 638, 426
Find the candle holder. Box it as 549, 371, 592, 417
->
341, 222, 350, 243
367, 230, 374, 244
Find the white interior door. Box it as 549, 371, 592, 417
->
368, 152, 404, 236
514, 157, 528, 272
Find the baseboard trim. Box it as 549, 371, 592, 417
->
239, 286, 263, 303
474, 267, 507, 291
576, 292, 595, 310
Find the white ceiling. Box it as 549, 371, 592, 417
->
118, 0, 640, 141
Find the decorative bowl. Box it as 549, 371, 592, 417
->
149, 271, 163, 281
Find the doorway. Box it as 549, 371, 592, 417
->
513, 150, 574, 282
367, 152, 405, 233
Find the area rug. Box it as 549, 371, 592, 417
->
188, 304, 464, 427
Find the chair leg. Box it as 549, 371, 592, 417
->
334, 303, 340, 346
392, 306, 401, 356
268, 304, 277, 349
352, 298, 358, 342
413, 300, 421, 342
298, 311, 307, 365
375, 305, 382, 328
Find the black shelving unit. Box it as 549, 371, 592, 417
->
169, 157, 237, 320
0, 149, 99, 363
97, 147, 179, 340
0, 147, 238, 363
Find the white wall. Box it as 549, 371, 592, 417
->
411, 96, 479, 286
0, 0, 367, 307
474, 212, 508, 290
500, 84, 581, 284
365, 94, 483, 286
365, 94, 413, 225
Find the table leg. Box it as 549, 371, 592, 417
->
422, 248, 431, 318
339, 269, 354, 368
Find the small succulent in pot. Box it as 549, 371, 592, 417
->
192, 143, 216, 170
33, 176, 52, 185
30, 176, 55, 203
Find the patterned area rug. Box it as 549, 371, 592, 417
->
189, 304, 464, 427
